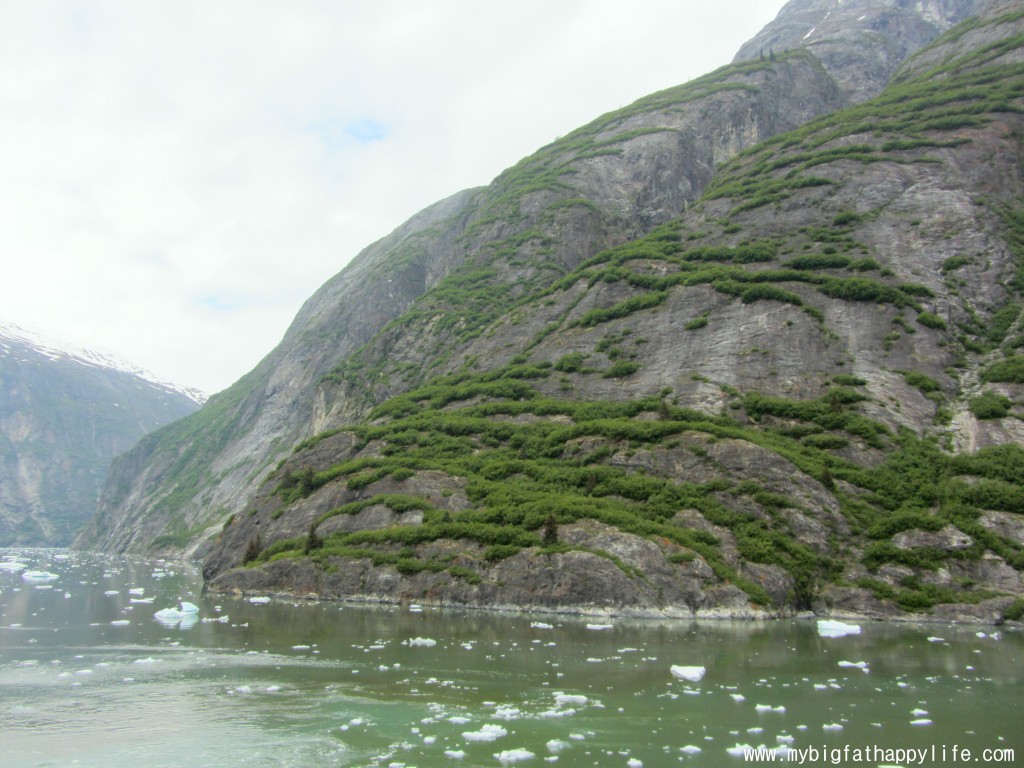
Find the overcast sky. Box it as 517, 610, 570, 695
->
0, 0, 787, 395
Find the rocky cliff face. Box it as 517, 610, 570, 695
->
0, 323, 201, 545
86, 0, 1024, 622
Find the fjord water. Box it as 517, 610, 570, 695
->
1, 550, 1021, 768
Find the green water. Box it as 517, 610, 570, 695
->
1, 549, 1021, 767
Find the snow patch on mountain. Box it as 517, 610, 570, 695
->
0, 320, 206, 405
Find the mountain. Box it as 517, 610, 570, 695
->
0, 321, 203, 545
82, 0, 1024, 623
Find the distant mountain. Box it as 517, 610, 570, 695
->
83, 0, 1024, 622
0, 321, 203, 545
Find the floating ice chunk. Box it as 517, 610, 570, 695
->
554, 693, 587, 707
817, 619, 860, 638
104, 590, 120, 596
21, 570, 58, 582
495, 749, 535, 764
680, 745, 702, 754
249, 596, 271, 604
202, 615, 229, 623
110, 620, 131, 627
540, 709, 576, 718
133, 657, 160, 665
406, 637, 437, 647
730, 693, 746, 702
444, 750, 466, 759
911, 718, 933, 726
777, 735, 795, 744
754, 704, 785, 713
726, 744, 753, 757
670, 665, 706, 682
292, 645, 311, 650
911, 708, 928, 716
838, 660, 869, 669
494, 706, 522, 720
463, 724, 508, 742
927, 636, 944, 643
423, 736, 436, 745
547, 740, 570, 753
0, 561, 27, 572
448, 716, 472, 724
586, 623, 613, 630
128, 587, 145, 596
409, 604, 423, 612
179, 601, 199, 613
130, 597, 155, 604
822, 723, 843, 731
531, 621, 553, 629
627, 759, 643, 768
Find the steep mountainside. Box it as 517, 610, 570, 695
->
84, 0, 1024, 624
0, 322, 202, 545
78, 0, 980, 560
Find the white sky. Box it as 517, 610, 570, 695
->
0, 0, 786, 395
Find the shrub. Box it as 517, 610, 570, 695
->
916, 311, 947, 330
685, 315, 709, 330
969, 391, 1012, 420
903, 371, 942, 393
554, 352, 588, 372
981, 356, 1024, 384
603, 361, 640, 378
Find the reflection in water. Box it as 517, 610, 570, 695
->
1, 548, 1022, 767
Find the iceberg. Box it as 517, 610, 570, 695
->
462, 724, 508, 742
670, 665, 706, 682
406, 637, 437, 647
554, 693, 587, 707
154, 601, 201, 628
817, 619, 861, 638
21, 570, 59, 582
495, 749, 535, 764
586, 623, 613, 630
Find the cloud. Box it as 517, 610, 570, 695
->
0, 0, 785, 394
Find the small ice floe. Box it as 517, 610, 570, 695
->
680, 745, 702, 754
292, 645, 311, 650
911, 718, 933, 726
927, 636, 945, 643
409, 604, 423, 613
911, 708, 928, 717
531, 622, 553, 629
822, 723, 843, 731
670, 665, 706, 682
104, 590, 120, 596
202, 615, 229, 623
128, 587, 145, 596
154, 602, 200, 628
777, 735, 795, 744
586, 623, 613, 630
730, 693, 746, 702
462, 724, 508, 742
817, 619, 861, 638
448, 716, 472, 725
554, 693, 587, 707
406, 637, 437, 647
493, 706, 522, 720
627, 759, 643, 768
21, 570, 58, 583
539, 708, 576, 718
110, 620, 131, 627
249, 596, 271, 604
547, 740, 570, 753
838, 660, 869, 671
130, 597, 155, 604
754, 704, 785, 713
726, 744, 754, 757
495, 749, 535, 765
444, 750, 466, 759
0, 560, 27, 573
133, 657, 160, 665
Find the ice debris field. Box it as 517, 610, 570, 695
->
1, 549, 1022, 767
